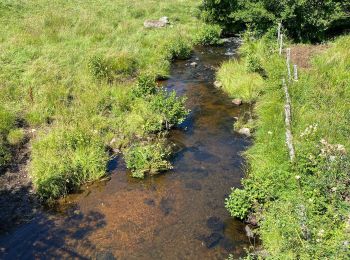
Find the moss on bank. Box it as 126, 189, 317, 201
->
223, 34, 350, 258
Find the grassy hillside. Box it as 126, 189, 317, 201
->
220, 34, 350, 258
0, 0, 214, 200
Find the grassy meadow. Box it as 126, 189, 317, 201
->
221, 33, 350, 258
0, 0, 215, 200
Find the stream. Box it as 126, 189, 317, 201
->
0, 39, 252, 259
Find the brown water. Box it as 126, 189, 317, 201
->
0, 40, 252, 259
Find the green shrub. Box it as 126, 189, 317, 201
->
89, 52, 138, 82
150, 90, 189, 128
30, 126, 108, 200
124, 98, 164, 135
124, 138, 173, 178
200, 0, 350, 42
194, 24, 222, 45
132, 74, 157, 98
225, 188, 252, 219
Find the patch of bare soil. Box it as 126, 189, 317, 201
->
290, 44, 328, 69
0, 144, 40, 234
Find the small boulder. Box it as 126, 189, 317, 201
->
232, 98, 242, 106
238, 128, 251, 137
214, 81, 222, 88
245, 225, 254, 238
190, 62, 198, 67
144, 17, 169, 28
144, 198, 156, 206
159, 16, 169, 24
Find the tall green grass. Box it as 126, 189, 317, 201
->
224, 35, 350, 258
0, 0, 207, 199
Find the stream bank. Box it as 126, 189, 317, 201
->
0, 39, 252, 259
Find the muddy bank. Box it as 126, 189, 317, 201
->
0, 143, 40, 235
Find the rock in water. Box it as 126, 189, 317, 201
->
245, 225, 254, 238
232, 98, 242, 106
238, 128, 251, 137
144, 198, 156, 206
190, 62, 198, 67
214, 80, 222, 88
144, 17, 169, 28
203, 232, 223, 248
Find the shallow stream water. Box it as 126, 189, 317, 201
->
0, 40, 252, 259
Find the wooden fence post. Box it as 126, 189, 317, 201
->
282, 78, 296, 162
286, 48, 291, 81
279, 34, 283, 55
293, 64, 298, 81
277, 23, 282, 45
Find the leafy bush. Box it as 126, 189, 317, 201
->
132, 74, 157, 98
30, 126, 108, 200
124, 138, 173, 178
200, 0, 234, 29
89, 52, 138, 82
225, 188, 252, 219
200, 0, 350, 42
151, 90, 189, 128
194, 24, 222, 45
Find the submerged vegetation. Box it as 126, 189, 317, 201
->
0, 0, 221, 200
